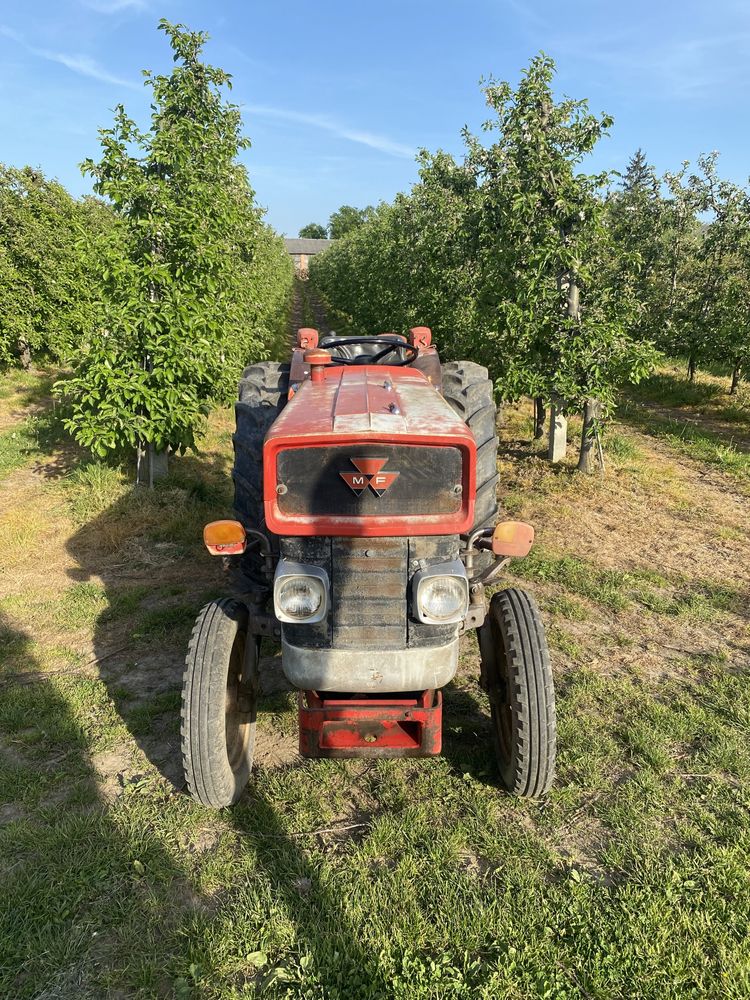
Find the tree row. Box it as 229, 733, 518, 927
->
310, 55, 750, 469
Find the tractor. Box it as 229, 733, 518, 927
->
181, 327, 556, 808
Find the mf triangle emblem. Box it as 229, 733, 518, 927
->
340, 457, 399, 497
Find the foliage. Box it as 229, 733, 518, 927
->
607, 150, 750, 391
327, 203, 374, 239
687, 155, 750, 385
312, 55, 657, 415
298, 222, 328, 239
604, 149, 665, 343
312, 151, 479, 355
58, 20, 292, 457
0, 166, 119, 369
465, 56, 656, 410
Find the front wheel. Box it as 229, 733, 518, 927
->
478, 588, 556, 797
181, 599, 259, 808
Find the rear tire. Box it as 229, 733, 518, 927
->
441, 361, 499, 575
233, 362, 290, 591
181, 599, 259, 808
478, 588, 556, 797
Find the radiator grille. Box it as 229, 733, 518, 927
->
275, 444, 463, 518
279, 535, 459, 652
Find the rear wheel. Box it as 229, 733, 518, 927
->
181, 599, 259, 808
441, 361, 499, 575
233, 362, 290, 591
478, 588, 556, 797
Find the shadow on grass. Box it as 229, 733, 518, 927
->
628, 371, 724, 409
440, 680, 498, 783
60, 452, 391, 995
0, 612, 191, 997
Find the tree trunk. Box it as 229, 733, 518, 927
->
533, 397, 546, 439
730, 363, 742, 395
688, 355, 696, 382
136, 442, 169, 487
577, 398, 602, 474
18, 338, 32, 370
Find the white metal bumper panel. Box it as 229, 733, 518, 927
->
280, 637, 459, 692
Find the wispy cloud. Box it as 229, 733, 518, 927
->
0, 24, 139, 89
247, 104, 415, 159
546, 24, 750, 101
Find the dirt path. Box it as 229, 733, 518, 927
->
289, 277, 333, 343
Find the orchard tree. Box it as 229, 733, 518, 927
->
654, 164, 703, 375
328, 204, 373, 239
298, 222, 327, 239
605, 149, 665, 342
464, 55, 656, 470
311, 151, 479, 354
59, 20, 291, 476
0, 166, 117, 369
687, 155, 749, 386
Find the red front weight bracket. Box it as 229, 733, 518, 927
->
299, 689, 442, 758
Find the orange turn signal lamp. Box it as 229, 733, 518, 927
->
203, 520, 247, 556
491, 521, 535, 558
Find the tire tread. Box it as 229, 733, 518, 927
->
488, 588, 556, 796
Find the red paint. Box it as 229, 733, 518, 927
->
297, 327, 319, 349
340, 457, 400, 496
351, 457, 387, 476
409, 326, 432, 348
263, 366, 477, 537
304, 348, 332, 383
299, 689, 442, 757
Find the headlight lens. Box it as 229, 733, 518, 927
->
417, 575, 468, 623
276, 577, 325, 620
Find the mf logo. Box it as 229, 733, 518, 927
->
340, 457, 399, 497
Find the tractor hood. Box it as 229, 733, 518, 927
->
262, 366, 477, 537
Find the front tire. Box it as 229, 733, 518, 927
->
441, 361, 499, 576
233, 362, 290, 592
478, 588, 556, 796
181, 599, 258, 808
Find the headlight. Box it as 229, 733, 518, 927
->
412, 560, 469, 625
274, 562, 329, 624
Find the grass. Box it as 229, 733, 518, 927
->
622, 359, 750, 483
0, 414, 59, 476
629, 370, 724, 408
514, 547, 743, 624
1, 370, 750, 998
620, 402, 750, 481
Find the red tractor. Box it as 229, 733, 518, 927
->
181, 327, 556, 808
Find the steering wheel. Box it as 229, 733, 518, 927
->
324, 337, 419, 367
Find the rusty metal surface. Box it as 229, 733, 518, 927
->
275, 444, 463, 518
299, 689, 442, 758
263, 366, 476, 537
331, 536, 407, 649
280, 637, 459, 692
277, 534, 461, 654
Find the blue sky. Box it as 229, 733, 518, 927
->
1, 0, 749, 235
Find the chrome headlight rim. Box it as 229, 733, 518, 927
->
411, 559, 469, 625
273, 561, 330, 624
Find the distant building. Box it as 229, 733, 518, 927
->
284, 238, 332, 277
